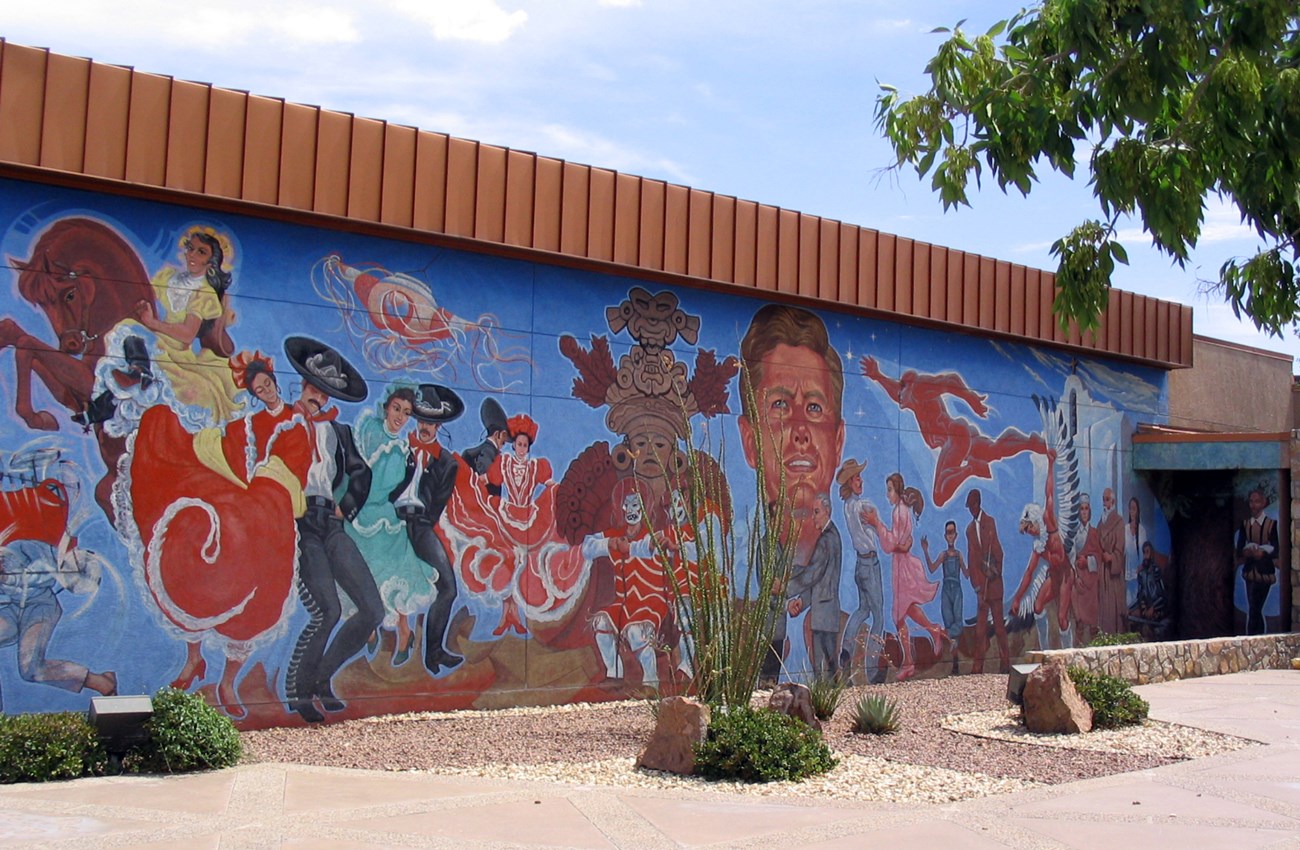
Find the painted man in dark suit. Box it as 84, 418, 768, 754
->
965, 488, 1009, 673
786, 493, 843, 678
391, 383, 466, 674
283, 336, 383, 724
461, 397, 509, 497
1236, 488, 1279, 635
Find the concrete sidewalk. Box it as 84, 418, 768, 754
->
0, 669, 1296, 849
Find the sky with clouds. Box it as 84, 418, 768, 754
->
5, 0, 1295, 370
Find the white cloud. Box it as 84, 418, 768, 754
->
1198, 197, 1257, 244
4, 1, 361, 48
535, 123, 693, 183
599, 0, 642, 6
385, 0, 527, 44
870, 18, 914, 33
1011, 239, 1056, 254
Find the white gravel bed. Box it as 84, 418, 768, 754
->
359, 699, 645, 723
941, 708, 1258, 759
421, 753, 1039, 804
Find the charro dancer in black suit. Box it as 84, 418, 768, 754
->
282, 336, 382, 723
390, 383, 467, 675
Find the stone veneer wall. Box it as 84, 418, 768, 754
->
1026, 633, 1300, 685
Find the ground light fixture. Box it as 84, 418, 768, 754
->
1006, 663, 1041, 705
88, 694, 153, 756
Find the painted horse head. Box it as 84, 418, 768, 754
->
9, 218, 150, 356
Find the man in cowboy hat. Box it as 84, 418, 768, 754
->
390, 383, 467, 674
283, 336, 383, 723
461, 396, 509, 496
837, 458, 888, 684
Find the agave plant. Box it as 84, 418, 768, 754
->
851, 694, 901, 735
807, 673, 848, 721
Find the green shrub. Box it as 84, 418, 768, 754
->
1068, 667, 1149, 729
693, 706, 836, 783
1086, 632, 1142, 647
807, 673, 847, 721
126, 688, 242, 773
0, 712, 106, 783
850, 694, 901, 735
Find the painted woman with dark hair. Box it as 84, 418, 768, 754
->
484, 413, 555, 635
346, 384, 430, 665
126, 348, 311, 717
127, 225, 243, 423
185, 229, 237, 357
1123, 496, 1148, 608
866, 471, 942, 680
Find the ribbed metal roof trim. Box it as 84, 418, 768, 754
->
0, 39, 1193, 368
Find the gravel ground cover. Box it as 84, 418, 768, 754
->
242, 674, 1257, 803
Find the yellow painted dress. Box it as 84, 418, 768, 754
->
142, 268, 243, 424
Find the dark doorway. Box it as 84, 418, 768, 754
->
1156, 470, 1236, 639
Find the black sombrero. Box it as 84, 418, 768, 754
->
283, 336, 368, 403
412, 383, 465, 424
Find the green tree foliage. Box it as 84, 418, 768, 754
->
876, 1, 1300, 336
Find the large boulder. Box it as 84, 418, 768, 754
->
636, 696, 710, 775
1022, 661, 1093, 734
767, 683, 822, 732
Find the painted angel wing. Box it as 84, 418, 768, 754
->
1033, 388, 1084, 556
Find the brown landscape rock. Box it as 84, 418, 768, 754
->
636, 696, 711, 775
1022, 661, 1093, 734
767, 683, 822, 732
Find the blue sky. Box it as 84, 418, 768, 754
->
7, 0, 1295, 370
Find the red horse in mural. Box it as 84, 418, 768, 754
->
1, 218, 155, 519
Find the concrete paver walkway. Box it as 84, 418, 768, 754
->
1, 669, 1296, 849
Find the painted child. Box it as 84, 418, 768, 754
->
921, 520, 968, 673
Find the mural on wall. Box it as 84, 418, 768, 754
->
1232, 471, 1282, 636
0, 180, 1173, 725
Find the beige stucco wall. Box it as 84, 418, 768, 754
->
1167, 336, 1294, 432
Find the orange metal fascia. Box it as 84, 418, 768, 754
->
0, 39, 1193, 369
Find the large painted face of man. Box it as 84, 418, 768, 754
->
740, 343, 845, 516
1248, 490, 1267, 518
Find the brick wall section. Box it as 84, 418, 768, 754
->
1027, 634, 1300, 685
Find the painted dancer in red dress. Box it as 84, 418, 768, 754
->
443, 410, 585, 638
126, 350, 310, 716
861, 356, 1045, 508
484, 414, 554, 634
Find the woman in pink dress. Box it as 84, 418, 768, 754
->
867, 471, 944, 680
